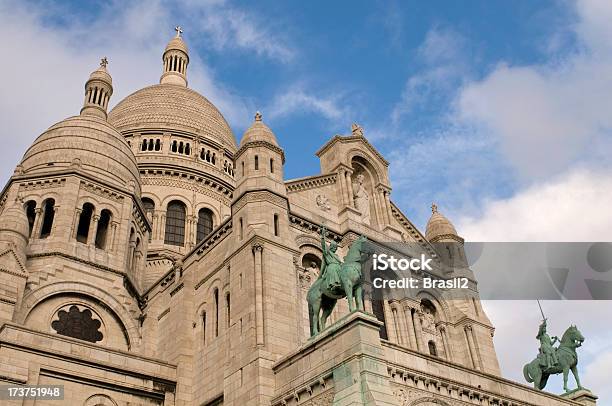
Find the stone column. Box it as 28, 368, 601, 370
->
439, 325, 451, 361
384, 190, 393, 224
338, 168, 349, 207
31, 207, 43, 239
372, 188, 384, 227
464, 325, 479, 370
50, 205, 59, 236
414, 310, 426, 353
402, 304, 417, 350
392, 302, 408, 347
252, 243, 264, 346
345, 170, 355, 208
89, 214, 100, 246
72, 208, 82, 239
382, 299, 397, 343
109, 221, 118, 252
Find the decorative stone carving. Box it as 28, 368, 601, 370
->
352, 173, 370, 224
51, 304, 103, 343
315, 194, 331, 211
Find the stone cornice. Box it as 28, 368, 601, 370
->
235, 140, 286, 163
285, 173, 337, 193
232, 188, 288, 212
138, 165, 234, 196
315, 135, 389, 166
430, 233, 465, 244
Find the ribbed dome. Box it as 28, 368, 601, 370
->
165, 37, 188, 55
0, 197, 29, 240
20, 115, 141, 194
425, 204, 459, 242
108, 84, 237, 152
240, 112, 278, 146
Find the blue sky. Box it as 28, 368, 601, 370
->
1, 0, 612, 400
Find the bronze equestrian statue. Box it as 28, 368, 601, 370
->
306, 226, 369, 336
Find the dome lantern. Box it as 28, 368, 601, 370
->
425, 203, 462, 243
80, 57, 113, 120
160, 26, 189, 87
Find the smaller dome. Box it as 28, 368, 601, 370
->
0, 196, 30, 240
425, 203, 459, 242
240, 112, 279, 147
88, 59, 112, 84
165, 36, 188, 55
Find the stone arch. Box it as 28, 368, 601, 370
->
347, 149, 384, 184
415, 290, 450, 323
160, 194, 193, 216
83, 394, 118, 406
141, 193, 162, 207
17, 281, 140, 349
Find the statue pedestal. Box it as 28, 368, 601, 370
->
561, 389, 598, 406
273, 311, 398, 406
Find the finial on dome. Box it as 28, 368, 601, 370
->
255, 111, 263, 122
80, 58, 113, 120
351, 122, 364, 137
161, 27, 189, 86
431, 202, 438, 213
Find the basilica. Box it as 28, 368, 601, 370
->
0, 30, 596, 405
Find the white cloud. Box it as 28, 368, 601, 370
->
456, 0, 612, 181
0, 0, 262, 185
266, 86, 350, 124
457, 168, 612, 242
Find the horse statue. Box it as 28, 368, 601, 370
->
306, 227, 370, 336
523, 323, 585, 392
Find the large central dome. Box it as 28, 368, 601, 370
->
108, 84, 237, 152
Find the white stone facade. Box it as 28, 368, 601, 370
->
0, 32, 594, 406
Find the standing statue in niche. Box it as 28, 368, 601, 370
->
353, 173, 370, 225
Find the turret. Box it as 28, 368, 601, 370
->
232, 112, 287, 240
80, 57, 113, 119
160, 26, 189, 87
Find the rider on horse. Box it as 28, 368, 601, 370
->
320, 227, 342, 291
537, 319, 559, 370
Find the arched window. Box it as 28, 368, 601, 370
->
171, 140, 177, 152
141, 140, 147, 151
76, 203, 94, 243
51, 305, 102, 343
428, 340, 438, 356
196, 208, 214, 243
155, 139, 161, 151
226, 293, 231, 328
254, 155, 259, 170
95, 209, 112, 249
185, 143, 191, 155
270, 158, 274, 173
24, 200, 36, 237
178, 142, 184, 154
164, 200, 186, 246
273, 214, 279, 237
39, 198, 55, 238
214, 288, 219, 337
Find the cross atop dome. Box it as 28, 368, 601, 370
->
255, 111, 262, 122
100, 57, 108, 68
431, 202, 438, 213
175, 25, 183, 38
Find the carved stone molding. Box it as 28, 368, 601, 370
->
286, 173, 337, 193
